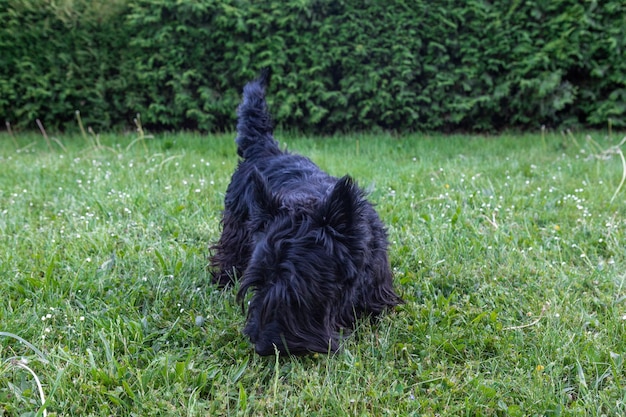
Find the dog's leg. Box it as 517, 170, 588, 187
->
209, 211, 251, 286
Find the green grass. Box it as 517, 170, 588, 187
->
1, 130, 625, 416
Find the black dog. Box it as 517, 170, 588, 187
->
210, 69, 402, 355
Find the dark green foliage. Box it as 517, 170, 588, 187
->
1, 0, 625, 132
0, 0, 134, 131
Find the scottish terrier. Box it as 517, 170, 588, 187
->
210, 69, 402, 355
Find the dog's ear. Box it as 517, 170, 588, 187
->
324, 175, 360, 233
248, 167, 279, 217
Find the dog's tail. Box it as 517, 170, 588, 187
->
235, 67, 280, 160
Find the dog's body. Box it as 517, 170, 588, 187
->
210, 69, 402, 355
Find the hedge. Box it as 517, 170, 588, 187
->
1, 0, 625, 133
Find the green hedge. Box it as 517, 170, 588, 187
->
1, 0, 625, 133
0, 0, 133, 131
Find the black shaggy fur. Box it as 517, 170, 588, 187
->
210, 69, 402, 355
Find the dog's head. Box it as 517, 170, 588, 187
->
236, 169, 366, 355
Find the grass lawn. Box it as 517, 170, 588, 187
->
1, 130, 625, 416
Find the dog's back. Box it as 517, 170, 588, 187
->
235, 68, 332, 205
